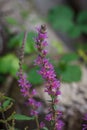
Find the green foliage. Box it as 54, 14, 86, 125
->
41, 127, 48, 130
48, 5, 87, 38
0, 96, 14, 112
67, 24, 81, 38
56, 64, 81, 82
77, 11, 87, 33
20, 10, 29, 19
77, 43, 87, 52
55, 53, 82, 82
0, 93, 35, 130
78, 49, 87, 63
48, 5, 74, 31
2, 99, 11, 109
0, 54, 19, 76
5, 17, 18, 25
28, 67, 43, 85
13, 114, 35, 120
60, 53, 79, 63
8, 32, 36, 53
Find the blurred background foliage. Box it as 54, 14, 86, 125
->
0, 0, 87, 87
48, 5, 87, 38
0, 3, 86, 86
0, 0, 87, 130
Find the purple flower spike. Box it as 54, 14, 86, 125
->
17, 31, 42, 116
17, 72, 41, 116
34, 25, 64, 130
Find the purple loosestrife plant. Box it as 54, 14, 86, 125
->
82, 114, 87, 130
34, 25, 64, 130
17, 25, 64, 130
17, 31, 41, 130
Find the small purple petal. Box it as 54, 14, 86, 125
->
40, 122, 45, 128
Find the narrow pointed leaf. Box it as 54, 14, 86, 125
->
13, 114, 35, 120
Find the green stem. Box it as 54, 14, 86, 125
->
35, 115, 40, 130
1, 110, 9, 130
51, 97, 56, 130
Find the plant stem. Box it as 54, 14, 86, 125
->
51, 97, 56, 130
1, 110, 9, 130
35, 115, 40, 130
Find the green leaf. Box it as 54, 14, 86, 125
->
79, 24, 87, 33
53, 105, 57, 110
67, 24, 81, 38
60, 53, 79, 63
8, 32, 36, 53
48, 5, 74, 32
42, 127, 48, 130
77, 11, 87, 33
4, 96, 14, 101
48, 5, 74, 21
2, 99, 11, 109
5, 17, 18, 25
56, 65, 82, 82
28, 67, 43, 85
25, 32, 36, 53
13, 114, 35, 120
48, 5, 82, 38
77, 11, 87, 24
0, 54, 19, 76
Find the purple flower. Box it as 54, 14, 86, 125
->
43, 59, 54, 69
42, 41, 48, 47
31, 89, 37, 95
34, 56, 42, 66
82, 114, 87, 130
45, 113, 53, 121
28, 98, 36, 106
38, 33, 48, 39
42, 50, 48, 56
40, 122, 45, 128
30, 110, 38, 116
83, 114, 87, 121
18, 73, 31, 97
17, 70, 41, 116
82, 124, 87, 130
55, 120, 64, 130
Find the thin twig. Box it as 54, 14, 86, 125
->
19, 31, 27, 75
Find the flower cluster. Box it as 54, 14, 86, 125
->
34, 25, 64, 130
17, 72, 41, 116
82, 114, 87, 130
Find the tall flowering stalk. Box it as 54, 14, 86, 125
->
34, 25, 64, 130
17, 31, 41, 130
